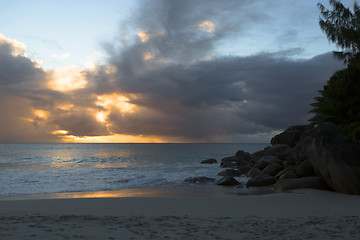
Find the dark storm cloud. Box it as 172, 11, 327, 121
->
84, 0, 345, 141
0, 39, 46, 90
0, 37, 56, 142
50, 110, 108, 137
99, 51, 343, 141
231, 52, 344, 129
27, 85, 111, 138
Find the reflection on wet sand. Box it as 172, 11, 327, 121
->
58, 188, 165, 199
0, 186, 242, 201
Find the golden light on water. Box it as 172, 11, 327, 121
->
198, 20, 216, 32
48, 66, 87, 91
48, 160, 128, 169
92, 162, 129, 168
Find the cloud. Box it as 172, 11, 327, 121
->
108, 0, 267, 68
0, 35, 108, 142
198, 20, 217, 33
0, 35, 58, 142
89, 51, 343, 142
0, 1, 347, 143
49, 110, 108, 137
47, 66, 87, 91
0, 34, 45, 89
82, 0, 344, 142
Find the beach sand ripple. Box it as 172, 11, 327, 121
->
1, 215, 359, 239
1, 188, 360, 239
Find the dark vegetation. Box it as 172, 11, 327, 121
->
309, 0, 360, 139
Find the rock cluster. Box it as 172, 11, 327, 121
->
213, 122, 360, 195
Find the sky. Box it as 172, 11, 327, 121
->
0, 0, 356, 143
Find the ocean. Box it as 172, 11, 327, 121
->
0, 143, 268, 197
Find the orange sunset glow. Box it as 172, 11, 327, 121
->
48, 67, 87, 91
61, 134, 167, 143
2, 5, 360, 240
96, 94, 135, 113
0, 0, 347, 144
37, 73, 166, 143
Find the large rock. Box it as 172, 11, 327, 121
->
275, 167, 298, 180
259, 155, 281, 164
271, 125, 309, 147
262, 162, 283, 177
275, 177, 330, 192
201, 158, 217, 164
277, 148, 297, 165
237, 164, 252, 175
220, 156, 238, 168
306, 123, 360, 195
355, 130, 360, 141
246, 167, 263, 178
235, 150, 252, 162
251, 148, 278, 162
265, 144, 290, 153
183, 176, 215, 184
218, 169, 241, 177
236, 158, 250, 167
216, 176, 240, 186
293, 136, 313, 163
246, 168, 276, 187
295, 159, 314, 177
246, 174, 276, 188
254, 155, 281, 170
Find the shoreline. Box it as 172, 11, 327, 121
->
0, 185, 275, 201
1, 188, 360, 239
1, 188, 360, 217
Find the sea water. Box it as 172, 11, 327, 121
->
0, 143, 268, 196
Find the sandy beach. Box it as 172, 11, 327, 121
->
1, 187, 360, 239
